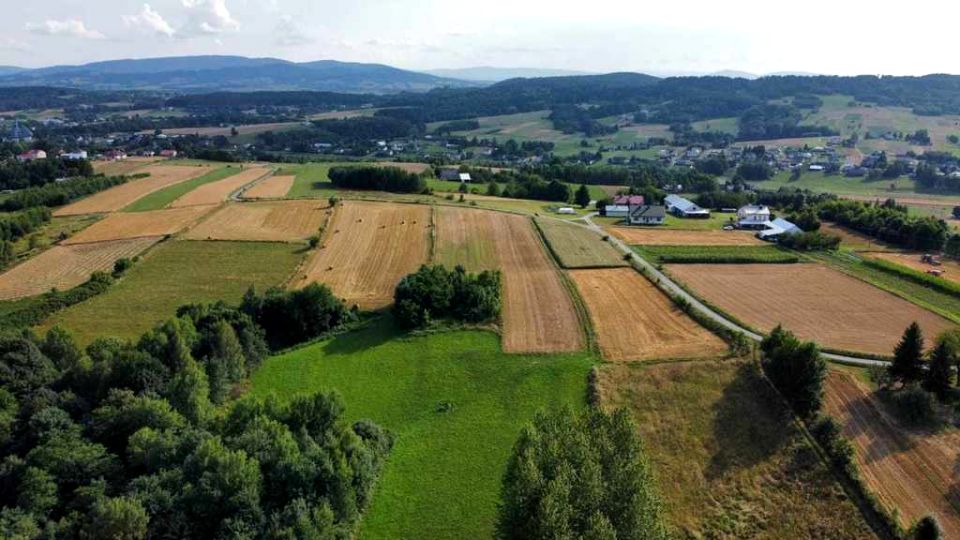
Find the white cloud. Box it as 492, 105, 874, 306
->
275, 15, 313, 47
0, 38, 31, 52
180, 0, 240, 36
25, 19, 106, 40
123, 4, 175, 38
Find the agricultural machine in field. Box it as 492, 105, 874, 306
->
920, 253, 942, 266
926, 269, 946, 277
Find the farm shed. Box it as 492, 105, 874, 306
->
758, 218, 802, 241
665, 194, 710, 219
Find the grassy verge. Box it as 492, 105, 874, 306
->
39, 240, 304, 344
123, 166, 236, 212
250, 323, 594, 539
633, 245, 799, 264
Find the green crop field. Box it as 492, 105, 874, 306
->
600, 361, 873, 538
39, 240, 304, 344
751, 170, 922, 198
250, 323, 594, 539
535, 218, 627, 268
123, 165, 238, 211
633, 245, 800, 264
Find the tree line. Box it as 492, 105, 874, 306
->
0, 175, 133, 212
0, 159, 94, 192
328, 166, 427, 193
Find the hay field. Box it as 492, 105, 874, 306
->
609, 227, 764, 246
63, 206, 215, 244
93, 157, 161, 176
570, 268, 727, 361
241, 175, 295, 199
292, 201, 431, 309
667, 263, 955, 355
169, 166, 269, 207
598, 361, 874, 538
866, 251, 960, 285
536, 219, 627, 268
824, 371, 960, 537
433, 206, 499, 271
0, 237, 159, 300
184, 201, 328, 242
54, 164, 213, 216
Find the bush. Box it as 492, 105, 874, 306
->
393, 265, 501, 329
760, 325, 827, 418
240, 283, 354, 349
778, 231, 841, 251
886, 385, 945, 427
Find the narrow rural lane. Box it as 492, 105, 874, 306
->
570, 212, 888, 368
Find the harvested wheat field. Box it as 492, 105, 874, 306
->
63, 205, 215, 244
185, 201, 328, 242
293, 201, 431, 309
170, 166, 269, 207
54, 164, 213, 216
608, 227, 764, 246
824, 371, 960, 537
866, 251, 960, 285
0, 237, 159, 300
241, 175, 295, 199
536, 219, 626, 268
570, 268, 726, 361
496, 214, 584, 353
93, 157, 161, 176
433, 206, 499, 271
667, 264, 955, 355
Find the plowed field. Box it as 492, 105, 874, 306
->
54, 164, 213, 215
570, 268, 726, 361
184, 201, 328, 242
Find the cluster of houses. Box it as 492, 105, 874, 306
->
603, 194, 801, 241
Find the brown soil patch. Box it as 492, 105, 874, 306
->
292, 201, 431, 310
824, 371, 960, 537
866, 251, 960, 285
667, 263, 955, 355
92, 157, 161, 176
570, 268, 727, 361
0, 237, 160, 300
54, 164, 213, 216
63, 206, 216, 244
185, 201, 328, 242
609, 228, 765, 246
241, 175, 294, 199
170, 166, 269, 207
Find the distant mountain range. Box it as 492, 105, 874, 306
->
422, 67, 594, 82
0, 56, 477, 94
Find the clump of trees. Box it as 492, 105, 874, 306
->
393, 265, 501, 329
0, 207, 52, 267
328, 166, 426, 193
760, 325, 827, 418
777, 231, 841, 251
240, 283, 355, 350
497, 407, 666, 539
880, 324, 957, 426
817, 199, 948, 251
0, 307, 392, 538
0, 158, 93, 191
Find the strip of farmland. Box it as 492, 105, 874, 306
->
92, 156, 161, 176
824, 371, 960, 537
0, 237, 160, 300
609, 227, 765, 246
292, 201, 431, 310
54, 164, 214, 216
184, 201, 329, 242
570, 268, 727, 361
169, 166, 270, 207
62, 205, 216, 244
666, 263, 955, 355
241, 175, 295, 199
536, 219, 627, 268
433, 206, 499, 271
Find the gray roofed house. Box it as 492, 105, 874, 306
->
628, 205, 666, 225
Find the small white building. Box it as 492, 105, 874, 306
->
556, 207, 577, 215
737, 205, 772, 229
758, 218, 802, 241
61, 150, 88, 161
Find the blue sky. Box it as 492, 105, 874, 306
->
1, 0, 958, 75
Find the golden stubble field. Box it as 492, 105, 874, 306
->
62, 205, 216, 244
169, 166, 269, 207
185, 201, 329, 242
54, 164, 214, 216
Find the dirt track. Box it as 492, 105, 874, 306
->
170, 166, 269, 207
54, 164, 213, 216
185, 201, 328, 242
609, 228, 764, 246
570, 268, 727, 361
824, 371, 960, 537
667, 263, 955, 355
63, 206, 216, 244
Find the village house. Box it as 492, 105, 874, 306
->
603, 195, 645, 218
664, 194, 710, 219
736, 205, 772, 229
439, 169, 472, 182
628, 205, 666, 226
17, 149, 47, 162
61, 150, 88, 161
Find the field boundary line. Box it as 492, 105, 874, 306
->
282, 202, 341, 289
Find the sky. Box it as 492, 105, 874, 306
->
1, 0, 958, 76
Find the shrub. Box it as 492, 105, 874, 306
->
760, 325, 827, 418
240, 283, 353, 349
393, 265, 501, 329
887, 385, 944, 427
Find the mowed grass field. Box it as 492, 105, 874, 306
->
598, 361, 874, 538
123, 166, 237, 212
535, 218, 627, 268
40, 240, 303, 344
667, 263, 956, 355
570, 268, 727, 361
250, 324, 594, 539
824, 370, 960, 537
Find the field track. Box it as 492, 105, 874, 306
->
169, 166, 269, 207
292, 201, 431, 309
184, 201, 328, 242
54, 164, 213, 216
241, 175, 295, 199
824, 371, 960, 537
92, 157, 161, 176
0, 237, 159, 300
63, 206, 216, 244
667, 263, 955, 355
609, 227, 765, 246
570, 268, 726, 361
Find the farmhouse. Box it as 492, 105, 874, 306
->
159, 149, 178, 158
758, 218, 802, 241
439, 169, 471, 182
604, 195, 645, 217
737, 205, 771, 229
628, 205, 666, 226
16, 149, 47, 162
664, 194, 710, 219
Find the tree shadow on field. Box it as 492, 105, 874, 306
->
705, 363, 790, 480
321, 316, 398, 356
